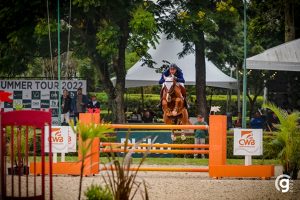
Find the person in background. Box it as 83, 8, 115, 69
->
87, 94, 101, 112
194, 114, 208, 159
234, 112, 242, 128
61, 89, 71, 125
250, 111, 265, 129
142, 110, 153, 123
72, 87, 88, 124
266, 111, 279, 131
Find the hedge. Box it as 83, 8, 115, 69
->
96, 92, 264, 118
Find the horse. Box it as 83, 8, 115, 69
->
161, 76, 190, 125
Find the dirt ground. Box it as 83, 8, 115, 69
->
5, 165, 300, 200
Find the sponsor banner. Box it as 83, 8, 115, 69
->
233, 129, 263, 156
116, 131, 173, 158
0, 79, 86, 125
31, 100, 40, 108
68, 127, 77, 152
45, 126, 68, 153
13, 91, 22, 99
44, 126, 76, 153
41, 100, 50, 108
0, 80, 86, 92
23, 90, 31, 99
4, 102, 13, 108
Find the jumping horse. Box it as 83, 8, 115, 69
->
161, 76, 190, 125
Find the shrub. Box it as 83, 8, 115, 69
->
96, 92, 263, 118
263, 103, 300, 179
84, 184, 113, 200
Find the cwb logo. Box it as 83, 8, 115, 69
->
239, 130, 255, 146
49, 128, 64, 143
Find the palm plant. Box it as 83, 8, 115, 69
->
263, 102, 300, 179
70, 120, 114, 200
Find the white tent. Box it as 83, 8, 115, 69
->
246, 38, 300, 71
115, 35, 237, 89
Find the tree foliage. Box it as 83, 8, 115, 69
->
157, 0, 241, 118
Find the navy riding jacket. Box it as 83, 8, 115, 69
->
159, 68, 185, 84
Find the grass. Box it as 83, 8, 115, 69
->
28, 155, 280, 165
57, 156, 280, 165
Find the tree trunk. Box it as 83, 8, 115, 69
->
85, 18, 128, 123
285, 0, 295, 42
111, 19, 129, 124
195, 31, 208, 120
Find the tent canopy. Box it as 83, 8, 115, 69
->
246, 38, 300, 71
113, 34, 237, 89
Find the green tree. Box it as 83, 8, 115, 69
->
157, 0, 241, 119
69, 0, 158, 123
0, 0, 44, 76
245, 0, 300, 116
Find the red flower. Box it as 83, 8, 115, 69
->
0, 90, 13, 103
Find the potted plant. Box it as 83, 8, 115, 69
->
70, 120, 113, 200
263, 102, 300, 179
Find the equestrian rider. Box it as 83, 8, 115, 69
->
159, 63, 187, 107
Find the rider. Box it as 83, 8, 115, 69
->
159, 63, 187, 108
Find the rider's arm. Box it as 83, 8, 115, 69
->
159, 74, 165, 84
159, 70, 169, 84
175, 71, 185, 83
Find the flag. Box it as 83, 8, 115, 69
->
0, 90, 13, 103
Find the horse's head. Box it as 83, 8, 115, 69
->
164, 76, 175, 91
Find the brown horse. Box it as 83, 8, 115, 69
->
161, 76, 190, 125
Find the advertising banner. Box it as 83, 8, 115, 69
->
0, 79, 86, 125
116, 131, 173, 158
45, 126, 77, 153
233, 129, 263, 156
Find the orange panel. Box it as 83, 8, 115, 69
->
101, 166, 208, 172
209, 165, 275, 178
209, 115, 227, 166
109, 124, 208, 130
78, 113, 100, 175
30, 161, 98, 176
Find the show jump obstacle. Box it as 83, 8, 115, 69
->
31, 114, 274, 179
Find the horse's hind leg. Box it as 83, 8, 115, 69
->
181, 109, 191, 125
163, 113, 172, 124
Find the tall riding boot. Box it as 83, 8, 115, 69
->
179, 85, 189, 108
157, 88, 163, 110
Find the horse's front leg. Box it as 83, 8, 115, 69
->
162, 99, 169, 114
172, 97, 182, 116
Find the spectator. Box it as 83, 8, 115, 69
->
234, 112, 242, 128
266, 111, 279, 131
250, 111, 264, 129
87, 94, 101, 112
131, 108, 142, 121
142, 110, 153, 123
194, 114, 208, 159
72, 87, 88, 124
61, 89, 71, 125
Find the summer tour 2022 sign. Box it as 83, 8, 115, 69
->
0, 79, 86, 125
